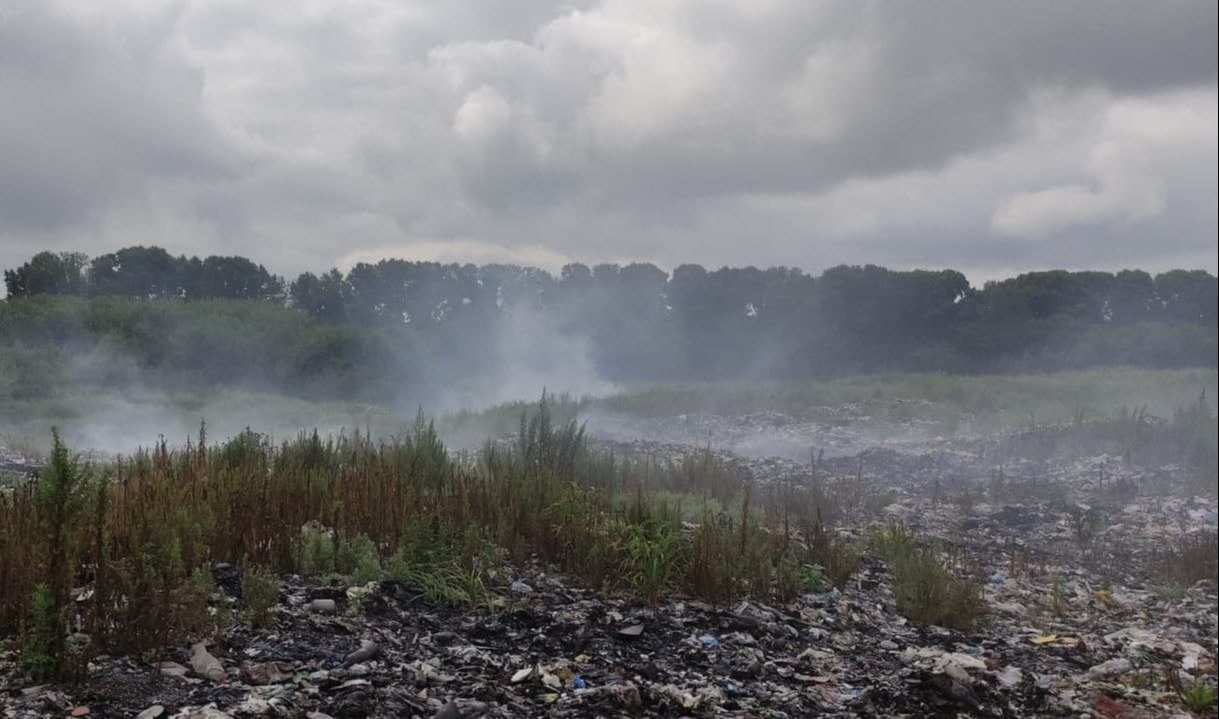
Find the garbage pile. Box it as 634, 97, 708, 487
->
0, 444, 41, 478
2, 410, 1215, 718
585, 401, 946, 461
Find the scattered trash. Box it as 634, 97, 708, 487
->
341, 639, 381, 667
309, 598, 337, 614
2, 408, 1216, 718
189, 642, 227, 683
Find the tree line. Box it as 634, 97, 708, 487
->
3, 246, 1216, 395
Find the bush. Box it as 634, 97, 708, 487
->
873, 524, 986, 631
337, 533, 382, 584
243, 566, 280, 627
20, 584, 58, 680
623, 524, 682, 604
293, 523, 336, 578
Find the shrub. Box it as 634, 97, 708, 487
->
336, 533, 382, 584
243, 566, 280, 627
1179, 681, 1216, 714
807, 521, 860, 589
776, 559, 826, 603
683, 513, 741, 605
623, 524, 683, 604
293, 523, 336, 578
873, 524, 985, 631
20, 584, 58, 680
1149, 531, 1218, 587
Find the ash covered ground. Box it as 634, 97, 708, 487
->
2, 399, 1217, 719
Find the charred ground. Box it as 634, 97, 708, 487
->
1, 374, 1216, 718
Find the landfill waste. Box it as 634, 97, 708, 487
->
1, 404, 1216, 717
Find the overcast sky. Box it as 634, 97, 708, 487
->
2, 0, 1216, 283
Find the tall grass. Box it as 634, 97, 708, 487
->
0, 396, 862, 675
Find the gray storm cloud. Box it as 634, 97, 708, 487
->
0, 0, 1215, 279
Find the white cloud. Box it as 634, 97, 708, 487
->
991, 92, 1215, 239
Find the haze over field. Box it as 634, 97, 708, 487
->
1, 4, 1218, 718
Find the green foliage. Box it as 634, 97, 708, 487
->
336, 534, 383, 585
682, 513, 741, 605
871, 523, 919, 561
799, 563, 828, 593
4, 243, 1216, 409
4, 251, 88, 298
775, 559, 826, 603
293, 523, 337, 579
386, 519, 499, 610
623, 524, 683, 604
889, 550, 986, 631
873, 524, 985, 631
0, 400, 923, 662
1178, 680, 1216, 713
17, 429, 90, 673
0, 295, 400, 403
243, 566, 280, 627
20, 584, 59, 680
804, 522, 861, 590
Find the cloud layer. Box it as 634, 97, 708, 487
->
2, 0, 1215, 281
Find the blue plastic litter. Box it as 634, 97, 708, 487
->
573, 675, 586, 689
699, 635, 720, 648
988, 573, 1005, 585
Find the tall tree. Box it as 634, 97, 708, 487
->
3, 251, 89, 298
88, 246, 181, 299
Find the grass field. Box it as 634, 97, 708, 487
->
2, 368, 1215, 457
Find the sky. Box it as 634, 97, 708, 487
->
1, 0, 1216, 284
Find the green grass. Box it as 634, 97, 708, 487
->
596, 368, 1217, 429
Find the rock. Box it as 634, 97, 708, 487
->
69, 707, 90, 717
189, 642, 227, 683
510, 580, 534, 594
309, 598, 338, 613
